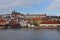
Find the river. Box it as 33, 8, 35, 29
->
0, 28, 60, 40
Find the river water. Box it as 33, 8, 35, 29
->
0, 28, 60, 40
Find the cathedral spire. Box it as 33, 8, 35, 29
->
14, 10, 15, 13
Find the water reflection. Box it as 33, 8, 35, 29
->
0, 29, 60, 40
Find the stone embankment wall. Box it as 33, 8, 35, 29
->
36, 24, 60, 28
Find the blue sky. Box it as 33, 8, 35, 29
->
0, 0, 60, 16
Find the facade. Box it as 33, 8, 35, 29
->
24, 14, 46, 18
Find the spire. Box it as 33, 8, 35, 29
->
14, 10, 15, 13
12, 9, 16, 14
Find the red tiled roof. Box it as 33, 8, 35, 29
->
41, 20, 60, 24
0, 20, 6, 22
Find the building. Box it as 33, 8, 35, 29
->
12, 10, 24, 19
24, 14, 46, 19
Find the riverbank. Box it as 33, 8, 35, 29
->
0, 24, 60, 29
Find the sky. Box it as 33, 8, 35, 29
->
0, 0, 60, 16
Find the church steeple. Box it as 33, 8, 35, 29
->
12, 10, 16, 14
14, 10, 15, 13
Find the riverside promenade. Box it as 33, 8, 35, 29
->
33, 24, 60, 29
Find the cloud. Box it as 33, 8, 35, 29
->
1, 0, 60, 15
0, 0, 48, 14
47, 0, 60, 10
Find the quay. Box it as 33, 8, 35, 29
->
32, 24, 60, 29
0, 24, 60, 29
